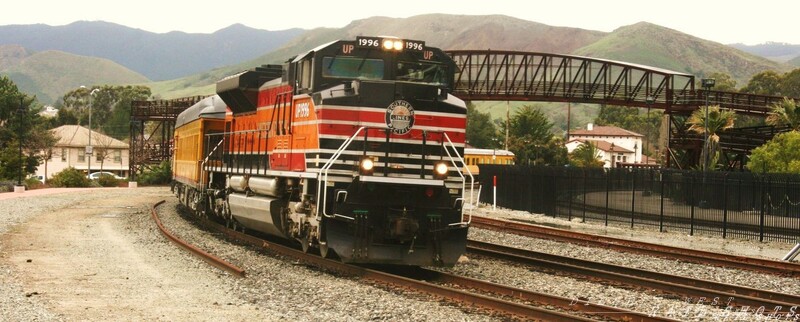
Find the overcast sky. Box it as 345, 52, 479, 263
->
4, 0, 797, 45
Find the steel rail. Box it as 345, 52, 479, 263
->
415, 267, 679, 322
183, 209, 648, 321
472, 216, 800, 277
467, 240, 800, 310
150, 200, 245, 277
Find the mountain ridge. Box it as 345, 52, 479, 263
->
0, 21, 305, 80
1, 15, 796, 104
0, 45, 149, 103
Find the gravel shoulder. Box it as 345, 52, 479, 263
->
0, 187, 500, 321
0, 187, 268, 321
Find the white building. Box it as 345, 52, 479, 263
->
35, 125, 130, 181
566, 123, 643, 168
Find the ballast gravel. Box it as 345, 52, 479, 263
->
1, 187, 797, 321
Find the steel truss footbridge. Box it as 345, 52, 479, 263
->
445, 50, 792, 169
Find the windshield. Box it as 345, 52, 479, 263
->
396, 61, 448, 85
322, 56, 384, 80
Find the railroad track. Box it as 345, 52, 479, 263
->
472, 215, 800, 277
467, 240, 800, 313
151, 201, 676, 321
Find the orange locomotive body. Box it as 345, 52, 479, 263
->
173, 37, 473, 266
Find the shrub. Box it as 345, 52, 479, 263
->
49, 167, 91, 187
97, 174, 121, 187
24, 177, 44, 189
137, 160, 172, 186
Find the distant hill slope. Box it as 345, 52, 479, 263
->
0, 21, 304, 80
789, 55, 800, 67
573, 22, 789, 85
0, 45, 149, 103
730, 42, 800, 62
149, 14, 608, 99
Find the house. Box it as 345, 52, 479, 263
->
35, 125, 130, 181
566, 123, 644, 168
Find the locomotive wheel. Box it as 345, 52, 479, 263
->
298, 237, 311, 253
319, 242, 330, 258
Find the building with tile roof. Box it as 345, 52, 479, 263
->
35, 125, 129, 182
566, 123, 644, 168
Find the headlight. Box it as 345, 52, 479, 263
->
360, 157, 374, 175
434, 162, 448, 179
382, 39, 403, 51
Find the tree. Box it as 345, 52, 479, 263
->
503, 105, 563, 165
568, 141, 604, 168
740, 70, 782, 96
687, 105, 736, 171
56, 85, 151, 140
780, 69, 800, 98
766, 98, 800, 131
0, 76, 57, 181
747, 132, 800, 174
465, 104, 499, 148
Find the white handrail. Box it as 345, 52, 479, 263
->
441, 132, 474, 225
315, 127, 367, 219
200, 138, 226, 188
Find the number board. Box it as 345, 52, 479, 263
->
355, 37, 425, 52
356, 36, 382, 49
404, 39, 425, 51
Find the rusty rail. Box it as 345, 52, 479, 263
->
472, 216, 800, 277
418, 267, 679, 322
467, 240, 800, 311
150, 200, 245, 277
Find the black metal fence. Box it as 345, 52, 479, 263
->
478, 165, 800, 243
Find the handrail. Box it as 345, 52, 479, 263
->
200, 138, 226, 187
315, 127, 367, 220
441, 132, 474, 225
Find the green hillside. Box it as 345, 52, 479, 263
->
789, 55, 800, 67
572, 22, 790, 85
1, 45, 149, 104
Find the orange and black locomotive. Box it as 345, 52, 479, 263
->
172, 36, 473, 266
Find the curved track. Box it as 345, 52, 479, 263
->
150, 200, 245, 277
152, 201, 676, 321
472, 215, 800, 277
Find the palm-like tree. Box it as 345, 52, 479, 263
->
687, 105, 736, 170
569, 141, 604, 168
766, 98, 800, 131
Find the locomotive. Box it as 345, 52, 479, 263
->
172, 36, 473, 266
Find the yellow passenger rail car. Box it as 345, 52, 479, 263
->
463, 148, 515, 176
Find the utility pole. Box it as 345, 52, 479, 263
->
504, 101, 510, 150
